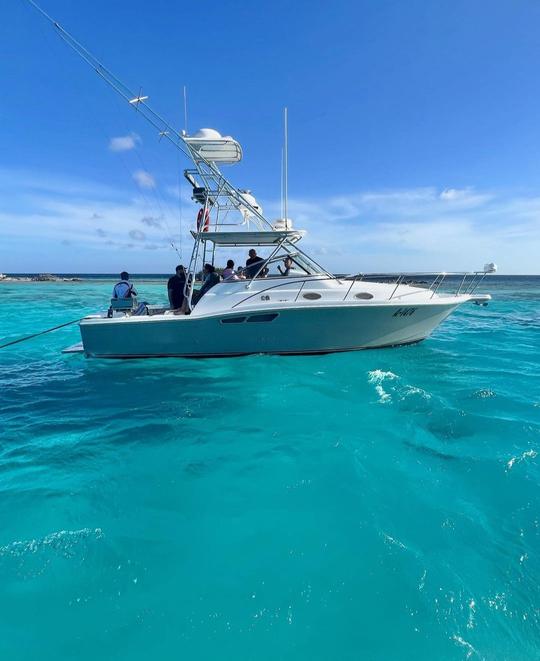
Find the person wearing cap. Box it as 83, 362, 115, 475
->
278, 256, 297, 276
112, 271, 137, 299
167, 264, 187, 309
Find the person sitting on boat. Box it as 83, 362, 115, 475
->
112, 271, 137, 299
278, 256, 296, 276
245, 249, 266, 278
167, 264, 186, 309
192, 264, 220, 305
222, 259, 237, 280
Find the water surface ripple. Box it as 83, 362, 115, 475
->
0, 276, 539, 660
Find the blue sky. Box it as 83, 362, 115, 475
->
1, 0, 540, 273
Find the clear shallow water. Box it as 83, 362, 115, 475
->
0, 277, 539, 660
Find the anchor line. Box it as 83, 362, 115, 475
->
0, 318, 82, 350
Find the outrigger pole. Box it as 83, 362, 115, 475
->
24, 0, 193, 159
23, 0, 268, 225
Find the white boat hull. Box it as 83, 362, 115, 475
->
79, 300, 462, 358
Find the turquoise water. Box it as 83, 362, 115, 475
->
0, 277, 539, 660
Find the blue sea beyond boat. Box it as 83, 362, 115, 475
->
0, 275, 538, 659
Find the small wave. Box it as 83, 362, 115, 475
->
367, 370, 398, 404
473, 388, 496, 399
506, 449, 537, 471
381, 532, 407, 550
0, 527, 103, 558
467, 599, 476, 629
418, 569, 427, 591
367, 370, 432, 406
452, 634, 479, 659
367, 370, 399, 383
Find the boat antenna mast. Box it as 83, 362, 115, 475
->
183, 85, 188, 135
284, 106, 288, 223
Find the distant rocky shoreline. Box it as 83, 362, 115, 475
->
0, 273, 82, 283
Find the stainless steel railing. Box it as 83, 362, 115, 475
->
229, 270, 491, 309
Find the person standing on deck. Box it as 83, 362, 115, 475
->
167, 265, 187, 309
245, 249, 265, 278
112, 271, 137, 299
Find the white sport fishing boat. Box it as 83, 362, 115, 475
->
27, 2, 494, 359
73, 126, 494, 358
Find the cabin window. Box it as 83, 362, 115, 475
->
221, 316, 247, 324
302, 292, 321, 300
246, 313, 279, 323
355, 292, 374, 300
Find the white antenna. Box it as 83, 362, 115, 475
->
183, 85, 188, 134
284, 106, 288, 222
280, 147, 284, 219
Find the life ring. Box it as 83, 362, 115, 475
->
196, 208, 210, 232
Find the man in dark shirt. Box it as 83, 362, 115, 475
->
167, 265, 186, 309
245, 249, 266, 278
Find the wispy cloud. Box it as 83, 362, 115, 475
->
1, 168, 539, 273
108, 133, 141, 152
129, 229, 146, 241
261, 185, 540, 272
0, 168, 184, 271
141, 215, 163, 228
133, 169, 155, 189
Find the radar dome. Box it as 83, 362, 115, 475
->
193, 128, 222, 139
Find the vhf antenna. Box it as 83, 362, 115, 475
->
183, 85, 188, 135
284, 106, 288, 222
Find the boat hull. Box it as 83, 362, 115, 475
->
79, 301, 461, 358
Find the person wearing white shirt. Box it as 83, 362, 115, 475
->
278, 257, 296, 276
222, 259, 237, 280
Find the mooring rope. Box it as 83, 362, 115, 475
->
0, 318, 82, 350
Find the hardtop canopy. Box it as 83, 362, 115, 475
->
190, 229, 306, 247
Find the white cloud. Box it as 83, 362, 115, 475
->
260, 186, 539, 273
109, 133, 141, 152
132, 169, 155, 189
440, 188, 466, 200
129, 229, 146, 241
1, 169, 539, 274
0, 168, 187, 272
141, 215, 163, 228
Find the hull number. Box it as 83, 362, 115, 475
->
393, 307, 417, 317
